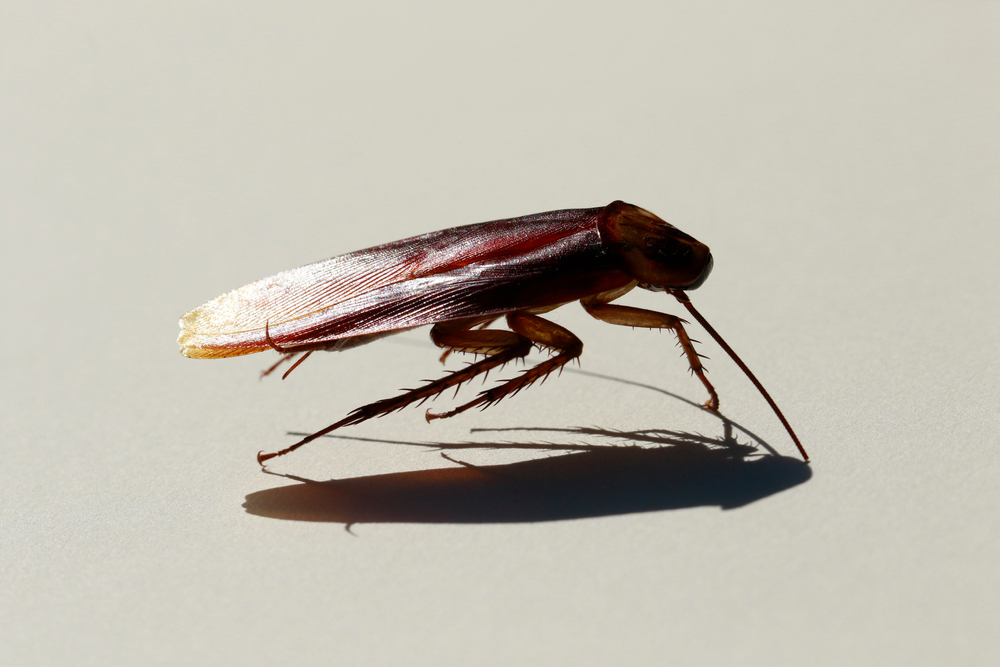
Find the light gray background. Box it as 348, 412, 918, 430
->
3, 2, 998, 665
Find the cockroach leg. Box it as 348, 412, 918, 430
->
280, 351, 312, 380
257, 322, 532, 464
260, 350, 312, 380
260, 351, 313, 380
669, 289, 808, 462
437, 317, 498, 364
581, 293, 719, 411
426, 312, 583, 421
264, 320, 289, 353
260, 353, 297, 379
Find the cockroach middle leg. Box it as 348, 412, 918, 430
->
437, 317, 498, 364
427, 312, 583, 421
257, 321, 532, 464
581, 291, 719, 411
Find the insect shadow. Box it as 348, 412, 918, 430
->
242, 422, 811, 526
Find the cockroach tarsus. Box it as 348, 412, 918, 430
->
178, 201, 808, 464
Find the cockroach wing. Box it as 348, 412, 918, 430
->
178, 206, 631, 359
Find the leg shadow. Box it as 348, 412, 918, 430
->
243, 427, 811, 525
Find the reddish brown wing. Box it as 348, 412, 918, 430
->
178, 205, 631, 358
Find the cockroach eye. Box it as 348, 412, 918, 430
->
683, 252, 713, 290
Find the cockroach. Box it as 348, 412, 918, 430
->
178, 201, 808, 464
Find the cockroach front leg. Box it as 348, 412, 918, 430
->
427, 312, 583, 421
581, 292, 720, 411
257, 319, 532, 464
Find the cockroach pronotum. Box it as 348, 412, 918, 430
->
178, 201, 807, 464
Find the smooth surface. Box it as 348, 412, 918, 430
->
3, 2, 998, 665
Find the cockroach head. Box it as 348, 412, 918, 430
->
598, 201, 713, 290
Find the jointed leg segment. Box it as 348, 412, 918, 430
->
426, 311, 583, 420
581, 292, 719, 411
257, 317, 536, 463
257, 289, 717, 465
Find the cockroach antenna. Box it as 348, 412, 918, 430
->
669, 289, 808, 462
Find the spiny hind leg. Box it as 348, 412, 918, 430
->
427, 312, 583, 421
257, 319, 532, 464
340, 319, 535, 416
435, 317, 499, 364
581, 291, 719, 411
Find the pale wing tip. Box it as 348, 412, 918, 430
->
177, 333, 263, 359
178, 308, 262, 359
177, 309, 208, 358
177, 337, 219, 359
177, 324, 219, 359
